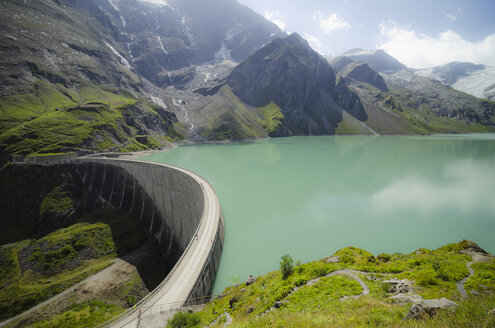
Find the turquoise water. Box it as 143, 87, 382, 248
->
139, 134, 495, 295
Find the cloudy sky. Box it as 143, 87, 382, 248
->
237, 0, 495, 68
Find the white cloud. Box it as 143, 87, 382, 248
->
457, 6, 462, 13
446, 13, 456, 21
370, 159, 495, 215
304, 33, 323, 54
264, 10, 286, 31
378, 20, 495, 68
313, 11, 350, 34
137, 0, 170, 6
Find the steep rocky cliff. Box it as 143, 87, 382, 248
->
227, 34, 366, 135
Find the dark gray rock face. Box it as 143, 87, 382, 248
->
104, 0, 284, 88
227, 33, 366, 135
331, 56, 354, 72
335, 59, 389, 92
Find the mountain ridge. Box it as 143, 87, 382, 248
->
1, 0, 495, 161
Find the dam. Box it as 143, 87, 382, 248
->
71, 157, 224, 327
0, 157, 224, 328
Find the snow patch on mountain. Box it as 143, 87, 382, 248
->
452, 66, 495, 99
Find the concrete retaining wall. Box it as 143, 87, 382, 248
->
72, 158, 224, 306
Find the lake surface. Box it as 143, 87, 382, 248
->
139, 134, 495, 295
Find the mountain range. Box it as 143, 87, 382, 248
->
1, 0, 494, 160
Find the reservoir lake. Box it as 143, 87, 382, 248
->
139, 134, 495, 294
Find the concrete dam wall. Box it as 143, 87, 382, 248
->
72, 158, 224, 327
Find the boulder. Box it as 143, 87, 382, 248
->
245, 275, 256, 286
383, 279, 413, 294
405, 297, 458, 319
246, 306, 255, 314
324, 256, 341, 263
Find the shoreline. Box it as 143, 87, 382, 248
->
81, 132, 495, 161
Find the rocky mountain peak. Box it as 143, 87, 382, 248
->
343, 48, 407, 73
226, 34, 366, 135
333, 59, 389, 92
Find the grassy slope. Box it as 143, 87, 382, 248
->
335, 111, 376, 135
174, 240, 495, 328
256, 102, 285, 135
0, 209, 147, 320
197, 86, 268, 140
349, 82, 495, 135
0, 81, 183, 157
0, 81, 133, 155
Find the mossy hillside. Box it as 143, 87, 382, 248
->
351, 83, 495, 135
117, 134, 181, 153
383, 88, 495, 134
175, 240, 494, 328
198, 86, 268, 140
256, 102, 284, 135
39, 186, 74, 217
0, 81, 180, 158
28, 300, 125, 328
0, 209, 147, 320
335, 111, 375, 135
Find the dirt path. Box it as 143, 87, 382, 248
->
456, 251, 490, 298
326, 270, 370, 296
204, 312, 232, 328
0, 245, 152, 328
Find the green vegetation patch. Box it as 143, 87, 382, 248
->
256, 102, 284, 134
0, 81, 180, 157
39, 186, 74, 217
29, 300, 125, 328
190, 240, 493, 328
199, 86, 267, 140
465, 259, 495, 293
0, 209, 146, 320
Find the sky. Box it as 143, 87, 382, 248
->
237, 0, 495, 69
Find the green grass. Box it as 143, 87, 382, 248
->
186, 240, 494, 328
256, 102, 284, 134
465, 259, 495, 292
0, 81, 181, 157
0, 209, 147, 320
29, 300, 125, 328
39, 186, 73, 217
199, 86, 267, 140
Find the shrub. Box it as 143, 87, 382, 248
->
431, 257, 449, 281
377, 253, 391, 263
280, 254, 294, 279
167, 311, 200, 328
295, 276, 309, 287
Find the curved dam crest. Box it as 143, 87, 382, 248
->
72, 157, 224, 327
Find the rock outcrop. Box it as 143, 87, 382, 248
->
227, 33, 366, 135
406, 297, 458, 319
336, 60, 389, 92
